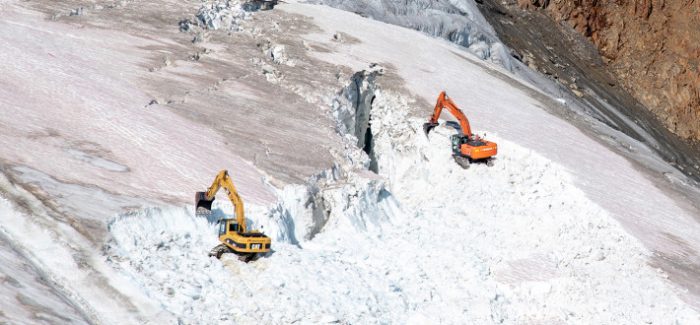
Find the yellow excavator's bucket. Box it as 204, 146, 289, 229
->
195, 191, 214, 214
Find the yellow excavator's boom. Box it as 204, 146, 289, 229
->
202, 170, 247, 233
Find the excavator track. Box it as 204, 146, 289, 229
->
238, 253, 257, 263
208, 243, 231, 259
453, 155, 471, 169
208, 244, 259, 263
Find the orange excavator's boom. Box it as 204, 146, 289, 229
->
425, 91, 472, 137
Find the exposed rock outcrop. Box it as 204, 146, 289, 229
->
521, 0, 700, 142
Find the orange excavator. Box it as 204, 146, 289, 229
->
424, 91, 497, 168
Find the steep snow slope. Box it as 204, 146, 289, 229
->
0, 3, 279, 322
0, 215, 89, 325
0, 4, 276, 206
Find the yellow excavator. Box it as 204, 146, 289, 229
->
195, 170, 271, 261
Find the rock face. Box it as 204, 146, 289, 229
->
520, 0, 700, 142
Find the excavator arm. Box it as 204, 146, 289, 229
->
195, 170, 247, 233
424, 91, 473, 137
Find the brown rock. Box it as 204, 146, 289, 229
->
523, 0, 700, 142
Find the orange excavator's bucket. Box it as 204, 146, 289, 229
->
423, 122, 439, 137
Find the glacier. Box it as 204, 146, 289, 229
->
0, 0, 699, 323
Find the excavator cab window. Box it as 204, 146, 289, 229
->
451, 135, 462, 153
228, 222, 239, 233
218, 221, 226, 237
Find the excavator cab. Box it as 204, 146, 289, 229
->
215, 218, 270, 259
449, 134, 496, 168
218, 220, 240, 236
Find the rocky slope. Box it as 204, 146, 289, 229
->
519, 0, 700, 142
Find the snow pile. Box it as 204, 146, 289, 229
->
256, 40, 296, 66
107, 206, 406, 323
106, 178, 402, 323
368, 90, 699, 323
193, 0, 249, 31
107, 208, 226, 322
190, 0, 278, 31
261, 165, 399, 244
315, 0, 513, 70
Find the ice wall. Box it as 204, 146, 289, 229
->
315, 0, 513, 70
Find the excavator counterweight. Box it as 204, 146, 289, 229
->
424, 91, 497, 168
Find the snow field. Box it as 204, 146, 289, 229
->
105, 84, 699, 323
0, 198, 89, 325
0, 174, 170, 325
